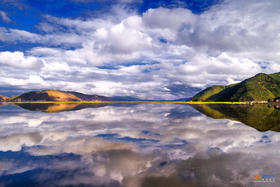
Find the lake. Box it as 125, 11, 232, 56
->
0, 103, 279, 187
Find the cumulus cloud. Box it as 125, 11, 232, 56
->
0, 51, 43, 69
178, 0, 280, 58
0, 0, 280, 99
142, 7, 196, 41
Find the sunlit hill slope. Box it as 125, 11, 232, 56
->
9, 90, 109, 102
0, 95, 9, 102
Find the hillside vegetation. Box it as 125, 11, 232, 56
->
191, 73, 280, 101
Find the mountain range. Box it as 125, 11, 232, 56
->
1, 72, 280, 102
191, 72, 280, 101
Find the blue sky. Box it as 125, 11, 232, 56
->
0, 0, 279, 99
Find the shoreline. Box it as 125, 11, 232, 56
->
0, 101, 269, 104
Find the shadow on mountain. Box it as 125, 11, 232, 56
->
16, 103, 107, 113
191, 104, 280, 132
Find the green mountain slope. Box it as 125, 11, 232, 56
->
269, 72, 280, 81
191, 73, 280, 101
191, 85, 226, 101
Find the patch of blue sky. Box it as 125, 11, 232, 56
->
97, 61, 160, 70
97, 65, 120, 70
0, 7, 40, 32
120, 60, 160, 67
0, 42, 40, 52
96, 133, 119, 138
26, 0, 106, 18
138, 0, 223, 14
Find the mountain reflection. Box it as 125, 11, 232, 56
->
0, 104, 279, 186
15, 103, 108, 113
192, 104, 280, 132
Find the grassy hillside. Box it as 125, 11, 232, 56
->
269, 72, 280, 81
10, 90, 109, 102
191, 73, 280, 101
191, 85, 226, 101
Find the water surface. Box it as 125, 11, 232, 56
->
0, 103, 279, 186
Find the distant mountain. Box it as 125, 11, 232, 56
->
10, 90, 110, 102
190, 73, 280, 101
0, 95, 9, 102
109, 96, 141, 101
192, 104, 280, 132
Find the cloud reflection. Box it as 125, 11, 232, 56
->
0, 104, 279, 186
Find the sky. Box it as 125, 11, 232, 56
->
0, 0, 279, 99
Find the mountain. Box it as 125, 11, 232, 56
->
192, 104, 280, 132
191, 73, 280, 101
10, 90, 110, 102
0, 95, 9, 102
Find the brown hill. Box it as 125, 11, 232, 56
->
0, 95, 9, 102
10, 90, 109, 102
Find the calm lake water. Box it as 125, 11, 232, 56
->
0, 103, 279, 187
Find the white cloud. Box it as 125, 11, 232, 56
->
178, 0, 280, 60
0, 27, 84, 47
0, 10, 11, 23
0, 51, 43, 69
143, 8, 195, 30
0, 28, 40, 43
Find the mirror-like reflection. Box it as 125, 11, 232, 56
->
16, 103, 108, 113
192, 104, 280, 132
0, 103, 279, 186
